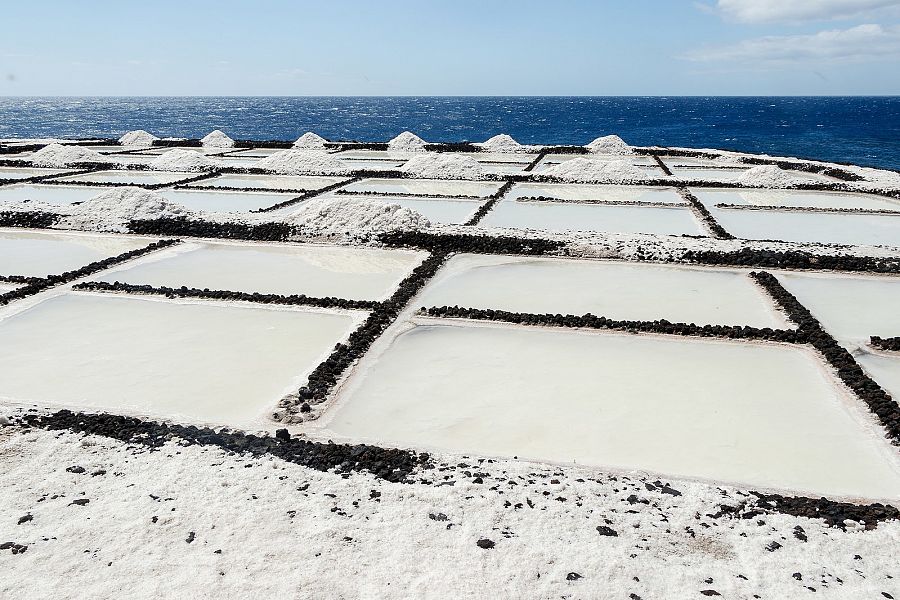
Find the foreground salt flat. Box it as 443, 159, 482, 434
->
327, 321, 900, 499
0, 293, 363, 427
0, 166, 71, 180
418, 254, 789, 328
0, 229, 153, 277
97, 241, 427, 300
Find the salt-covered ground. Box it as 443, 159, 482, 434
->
2, 133, 900, 598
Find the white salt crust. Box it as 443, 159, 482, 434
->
149, 149, 218, 172
118, 130, 159, 148
30, 144, 110, 168
257, 150, 350, 176
387, 131, 428, 152
292, 132, 327, 150
200, 130, 235, 148
60, 187, 194, 233
398, 154, 487, 180
542, 158, 648, 183
586, 134, 634, 155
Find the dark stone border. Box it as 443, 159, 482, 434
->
516, 195, 689, 208
748, 493, 899, 530
420, 306, 802, 343
464, 181, 516, 226
253, 177, 364, 213
336, 189, 484, 201
73, 280, 379, 311
128, 217, 296, 242
379, 231, 565, 256
681, 248, 900, 274
0, 210, 61, 229
751, 271, 900, 443
652, 155, 674, 177
286, 251, 450, 417
37, 170, 221, 190
523, 149, 550, 173
870, 336, 900, 352
18, 410, 428, 483
678, 188, 734, 240
0, 239, 179, 306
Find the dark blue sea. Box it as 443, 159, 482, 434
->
1, 96, 898, 171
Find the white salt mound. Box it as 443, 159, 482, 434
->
257, 149, 350, 175
479, 134, 524, 153
388, 131, 428, 152
286, 196, 430, 236
30, 143, 109, 167
118, 130, 159, 147
399, 154, 486, 180
201, 130, 235, 148
543, 158, 647, 183
293, 132, 327, 149
63, 187, 193, 233
736, 165, 802, 188
149, 149, 218, 172
586, 135, 634, 155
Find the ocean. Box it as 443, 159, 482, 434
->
1, 96, 898, 171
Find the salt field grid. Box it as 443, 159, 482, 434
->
3, 130, 900, 509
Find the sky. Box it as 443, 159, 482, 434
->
2, 0, 900, 96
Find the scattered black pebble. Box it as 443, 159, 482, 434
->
428, 513, 448, 522
69, 499, 90, 506
186, 532, 195, 544
793, 525, 808, 542
17, 514, 33, 525
66, 466, 86, 474
766, 541, 782, 552
596, 525, 619, 537
476, 538, 495, 549
700, 591, 721, 597
566, 572, 582, 581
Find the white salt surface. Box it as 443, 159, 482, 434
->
149, 149, 218, 172
542, 158, 650, 183
0, 167, 70, 180
156, 189, 295, 213
0, 184, 112, 207
258, 150, 349, 175
509, 183, 684, 204
342, 178, 501, 198
118, 130, 158, 147
709, 205, 900, 247
324, 194, 479, 224
336, 158, 405, 170
387, 131, 427, 152
62, 188, 193, 233
693, 188, 900, 212
0, 229, 151, 277
97, 242, 426, 301
736, 165, 822, 188
539, 153, 660, 166
0, 282, 21, 293
585, 135, 634, 155
479, 134, 526, 153
329, 323, 900, 498
285, 197, 430, 235
56, 170, 195, 186
228, 148, 289, 157
30, 144, 110, 168
776, 272, 900, 347
0, 183, 110, 206
200, 130, 235, 148
293, 132, 327, 149
188, 174, 345, 191
398, 154, 486, 180
672, 167, 752, 182
482, 199, 704, 236
419, 255, 787, 328
0, 294, 361, 427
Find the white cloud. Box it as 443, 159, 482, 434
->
683, 23, 900, 64
712, 0, 900, 23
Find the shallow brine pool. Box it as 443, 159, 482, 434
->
481, 198, 705, 236
187, 174, 346, 191
0, 229, 153, 277
776, 272, 900, 347
156, 188, 297, 212
418, 255, 787, 328
694, 189, 900, 212
673, 167, 832, 184
709, 205, 900, 247
343, 178, 503, 198
0, 183, 111, 206
0, 167, 71, 181
328, 322, 900, 499
508, 183, 684, 204
96, 241, 426, 301
55, 170, 196, 186
0, 293, 363, 427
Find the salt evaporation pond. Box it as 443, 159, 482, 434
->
0, 293, 362, 427
508, 183, 684, 204
538, 153, 660, 166
97, 241, 426, 301
328, 322, 900, 498
776, 272, 900, 347
188, 174, 346, 191
321, 193, 480, 224
709, 205, 900, 247
156, 188, 297, 212
343, 178, 503, 198
674, 167, 832, 183
55, 170, 196, 186
481, 198, 704, 236
418, 255, 788, 328
0, 183, 111, 206
0, 167, 71, 180
694, 189, 900, 212
857, 353, 900, 407
0, 229, 153, 277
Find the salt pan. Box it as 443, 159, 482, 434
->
542, 158, 648, 184
286, 196, 430, 236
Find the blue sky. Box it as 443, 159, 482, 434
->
2, 0, 900, 95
